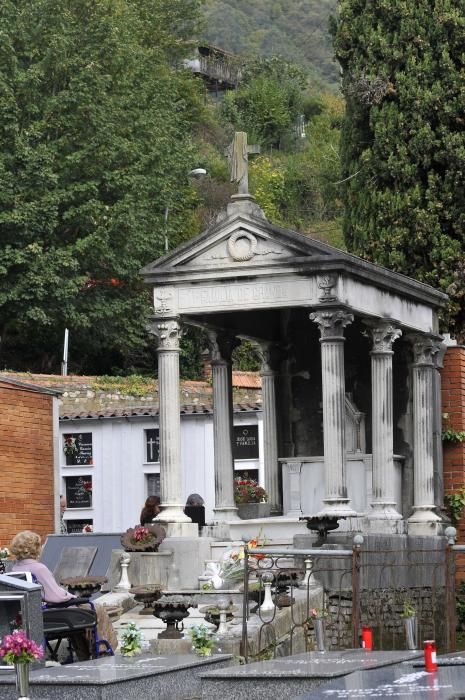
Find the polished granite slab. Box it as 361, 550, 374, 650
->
0, 652, 233, 700
292, 663, 465, 699
200, 650, 423, 700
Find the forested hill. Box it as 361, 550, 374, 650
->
202, 0, 339, 89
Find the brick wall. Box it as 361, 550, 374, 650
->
441, 346, 465, 541
0, 381, 55, 547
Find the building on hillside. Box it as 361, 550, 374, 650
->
184, 44, 241, 96
0, 377, 60, 544
0, 372, 262, 533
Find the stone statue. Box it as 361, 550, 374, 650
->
225, 131, 260, 196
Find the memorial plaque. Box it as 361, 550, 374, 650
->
65, 475, 92, 508
53, 546, 97, 580
145, 429, 160, 463
64, 432, 93, 466
66, 519, 93, 535
233, 425, 259, 460
147, 473, 160, 497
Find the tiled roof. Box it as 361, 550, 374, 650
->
60, 402, 261, 421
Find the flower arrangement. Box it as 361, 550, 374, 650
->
120, 622, 143, 657
63, 435, 78, 457
120, 524, 165, 552
189, 624, 214, 656
202, 532, 267, 589
0, 547, 9, 559
0, 630, 43, 665
82, 524, 93, 533
234, 477, 268, 504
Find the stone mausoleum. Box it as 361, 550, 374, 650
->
141, 141, 448, 540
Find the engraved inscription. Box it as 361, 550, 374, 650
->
178, 279, 313, 310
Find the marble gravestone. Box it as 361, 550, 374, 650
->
53, 546, 97, 581
293, 662, 465, 699
200, 650, 424, 700
0, 574, 45, 668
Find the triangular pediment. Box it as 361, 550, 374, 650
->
141, 210, 336, 276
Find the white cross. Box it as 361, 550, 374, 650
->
147, 437, 158, 461
225, 132, 260, 195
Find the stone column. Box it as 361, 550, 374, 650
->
366, 321, 403, 531
255, 342, 281, 514
152, 317, 196, 535
408, 336, 442, 535
310, 309, 356, 516
208, 331, 239, 521
433, 341, 447, 512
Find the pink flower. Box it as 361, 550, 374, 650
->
0, 630, 43, 664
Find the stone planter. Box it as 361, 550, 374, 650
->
236, 502, 271, 520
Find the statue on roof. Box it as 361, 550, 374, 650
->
225, 132, 260, 196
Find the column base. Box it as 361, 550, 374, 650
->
368, 503, 403, 520
165, 522, 199, 538
213, 506, 240, 521
154, 506, 191, 524
407, 506, 442, 536
366, 517, 407, 535
317, 500, 357, 518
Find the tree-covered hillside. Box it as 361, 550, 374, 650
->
202, 0, 339, 90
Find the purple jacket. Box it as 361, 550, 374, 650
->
12, 559, 75, 604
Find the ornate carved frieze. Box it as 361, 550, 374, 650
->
317, 274, 338, 302
410, 335, 441, 366
153, 287, 176, 315
152, 318, 182, 351
310, 309, 354, 339
367, 321, 402, 353
227, 230, 257, 261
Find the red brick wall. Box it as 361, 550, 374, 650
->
441, 346, 465, 541
0, 381, 55, 547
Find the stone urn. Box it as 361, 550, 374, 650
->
237, 502, 271, 520
153, 595, 195, 639
132, 585, 163, 614
60, 576, 107, 598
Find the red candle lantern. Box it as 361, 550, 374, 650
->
361, 626, 373, 650
424, 640, 438, 672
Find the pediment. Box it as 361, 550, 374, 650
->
142, 213, 335, 275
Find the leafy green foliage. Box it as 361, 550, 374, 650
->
445, 489, 465, 526
331, 1, 465, 336
203, 0, 339, 90
0, 0, 205, 373
222, 56, 306, 147
189, 624, 214, 656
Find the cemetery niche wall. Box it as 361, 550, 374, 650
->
141, 192, 448, 537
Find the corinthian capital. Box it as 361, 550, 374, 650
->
367, 321, 402, 353
152, 317, 182, 351
206, 330, 240, 364
310, 309, 354, 339
410, 335, 440, 366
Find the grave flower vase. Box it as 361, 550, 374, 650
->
14, 662, 30, 699
313, 618, 326, 652
236, 502, 271, 520
404, 616, 418, 650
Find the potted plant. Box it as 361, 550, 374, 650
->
188, 624, 214, 657
400, 600, 418, 650
120, 524, 165, 552
120, 622, 143, 656
234, 477, 270, 519
0, 630, 43, 698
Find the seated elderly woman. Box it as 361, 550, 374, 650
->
10, 530, 117, 657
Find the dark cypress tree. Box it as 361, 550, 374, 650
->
331, 1, 465, 336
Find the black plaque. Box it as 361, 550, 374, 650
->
65, 475, 93, 508
64, 520, 93, 535
146, 429, 160, 462
233, 425, 259, 460
64, 432, 93, 466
